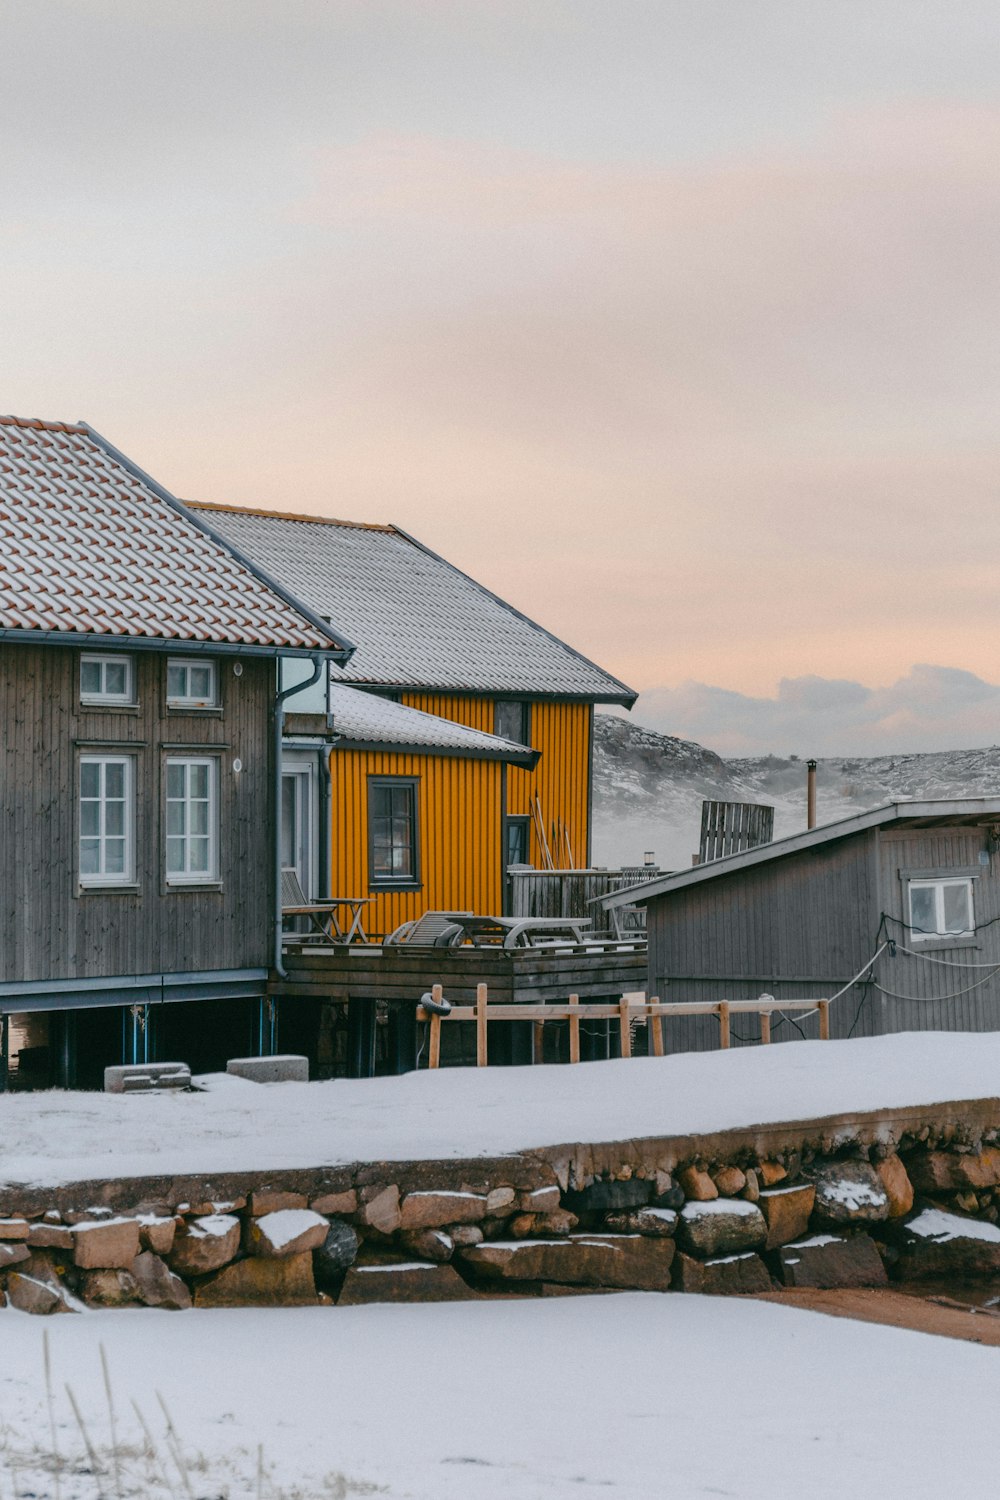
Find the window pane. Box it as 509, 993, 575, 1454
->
189, 666, 212, 699
495, 700, 527, 743
910, 886, 937, 935
943, 883, 972, 933
105, 799, 125, 837
80, 761, 100, 799
166, 800, 185, 836
189, 763, 209, 799
167, 664, 186, 699
281, 777, 296, 869
104, 762, 124, 799
372, 787, 391, 819
167, 763, 185, 799
189, 837, 210, 873
80, 801, 100, 838
166, 838, 185, 873
81, 660, 103, 696
105, 661, 127, 696
104, 838, 125, 874
392, 816, 411, 845
190, 800, 209, 835
80, 839, 100, 875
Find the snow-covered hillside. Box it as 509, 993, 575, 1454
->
592, 712, 1000, 869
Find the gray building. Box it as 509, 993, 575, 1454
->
603, 799, 1000, 1049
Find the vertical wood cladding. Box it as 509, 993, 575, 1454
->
0, 641, 273, 983
399, 694, 592, 872
327, 747, 503, 939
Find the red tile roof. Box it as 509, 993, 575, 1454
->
0, 417, 349, 654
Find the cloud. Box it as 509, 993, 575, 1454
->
632, 665, 1000, 757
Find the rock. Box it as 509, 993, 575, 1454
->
677, 1167, 718, 1202
812, 1163, 889, 1226
80, 1269, 141, 1307
759, 1185, 816, 1250
398, 1191, 486, 1231
400, 1229, 454, 1262
712, 1167, 747, 1197
248, 1209, 329, 1259
758, 1160, 787, 1187
741, 1169, 760, 1203
486, 1187, 517, 1215
195, 1251, 318, 1307
516, 1186, 560, 1213
562, 1178, 652, 1214
605, 1207, 678, 1238
890, 1208, 1000, 1281
449, 1225, 484, 1248
309, 1189, 358, 1217
776, 1233, 888, 1289
168, 1214, 241, 1275
6, 1273, 75, 1315
313, 1221, 361, 1289
227, 1054, 309, 1083
480, 1216, 510, 1238
358, 1185, 401, 1234
71, 1217, 141, 1270
188, 1197, 246, 1217
27, 1223, 75, 1251
509, 1209, 578, 1239
0, 1242, 30, 1269
138, 1216, 177, 1255
459, 1233, 675, 1291
131, 1251, 192, 1310
674, 1251, 771, 1295
0, 1219, 29, 1241
339, 1261, 477, 1304
875, 1154, 914, 1218
248, 1189, 308, 1216
677, 1200, 767, 1259
955, 1191, 981, 1214
906, 1147, 1000, 1194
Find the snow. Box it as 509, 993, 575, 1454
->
906, 1208, 1000, 1244
185, 1214, 239, 1239
2, 1295, 999, 1499
256, 1209, 326, 1249
3, 1032, 1000, 1188
821, 1178, 887, 1210
786, 1234, 841, 1249
680, 1198, 761, 1218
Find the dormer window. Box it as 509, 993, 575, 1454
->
80, 653, 134, 706
167, 658, 218, 709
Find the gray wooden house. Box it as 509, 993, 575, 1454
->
603, 799, 1000, 1049
0, 415, 353, 1087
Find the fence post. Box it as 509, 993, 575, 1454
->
759, 1012, 771, 1045
428, 984, 443, 1069
818, 1000, 830, 1041
717, 1001, 731, 1049
648, 997, 664, 1057
568, 992, 581, 1063
618, 996, 632, 1059
476, 983, 489, 1067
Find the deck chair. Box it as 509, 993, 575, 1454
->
280, 868, 344, 945
384, 911, 471, 947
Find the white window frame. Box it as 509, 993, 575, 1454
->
79, 653, 134, 706
908, 877, 975, 942
79, 753, 135, 887
166, 657, 218, 709
165, 756, 219, 884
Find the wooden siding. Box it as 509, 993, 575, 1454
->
399, 694, 592, 872
0, 642, 274, 984
327, 747, 503, 939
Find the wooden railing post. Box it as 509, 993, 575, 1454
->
648, 997, 664, 1057
428, 984, 443, 1070
717, 1000, 731, 1049
476, 983, 489, 1067
618, 996, 632, 1059
759, 1012, 771, 1045
568, 992, 581, 1064
818, 999, 830, 1041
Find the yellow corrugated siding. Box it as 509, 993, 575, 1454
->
401, 692, 493, 732
328, 746, 503, 939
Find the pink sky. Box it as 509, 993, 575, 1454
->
4, 3, 999, 754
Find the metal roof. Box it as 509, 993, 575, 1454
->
0, 417, 352, 657
602, 798, 1000, 908
328, 684, 540, 767
194, 502, 636, 703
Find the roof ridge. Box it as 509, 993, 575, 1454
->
187, 500, 396, 534
0, 415, 87, 434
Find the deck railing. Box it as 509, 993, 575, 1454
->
507, 867, 661, 936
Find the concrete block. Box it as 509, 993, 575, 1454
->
104, 1063, 191, 1094
227, 1055, 309, 1084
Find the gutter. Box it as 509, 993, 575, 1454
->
274, 657, 324, 980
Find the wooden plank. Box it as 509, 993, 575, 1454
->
818, 999, 830, 1040
717, 1000, 730, 1049
759, 1012, 771, 1044
648, 995, 664, 1057
476, 982, 488, 1067
568, 992, 581, 1063
618, 996, 631, 1059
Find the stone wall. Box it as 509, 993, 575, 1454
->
3, 1098, 1000, 1313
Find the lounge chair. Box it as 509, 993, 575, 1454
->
384, 911, 472, 947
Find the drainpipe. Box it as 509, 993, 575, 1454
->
274, 657, 324, 980
807, 759, 817, 831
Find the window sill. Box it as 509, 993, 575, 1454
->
907, 935, 980, 952
166, 705, 224, 717
78, 883, 140, 896
79, 702, 140, 714
165, 881, 224, 893
369, 882, 422, 893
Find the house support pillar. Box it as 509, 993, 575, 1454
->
0, 1014, 8, 1093
346, 997, 376, 1078
256, 996, 278, 1057
125, 1003, 151, 1066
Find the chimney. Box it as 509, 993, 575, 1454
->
807, 760, 817, 830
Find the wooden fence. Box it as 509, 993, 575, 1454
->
416, 985, 830, 1067
699, 801, 774, 863
508, 867, 661, 935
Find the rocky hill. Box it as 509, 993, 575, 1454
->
591, 712, 1000, 870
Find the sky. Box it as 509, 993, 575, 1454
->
3, 2, 999, 757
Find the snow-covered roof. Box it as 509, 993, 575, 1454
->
192, 503, 636, 703
0, 417, 352, 658
603, 797, 1000, 907
328, 683, 539, 767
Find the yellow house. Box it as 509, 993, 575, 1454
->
194, 504, 636, 925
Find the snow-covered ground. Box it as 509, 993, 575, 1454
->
2, 1294, 999, 1499
3, 1032, 1000, 1186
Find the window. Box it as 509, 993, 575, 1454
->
80, 654, 133, 705
79, 754, 134, 885
908, 878, 974, 941
505, 816, 532, 868
166, 757, 218, 882
495, 699, 530, 745
166, 658, 218, 708
368, 777, 419, 886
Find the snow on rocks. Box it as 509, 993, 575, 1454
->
458, 1233, 675, 1291
812, 1161, 890, 1225
776, 1233, 888, 1290
248, 1208, 329, 1258
677, 1199, 767, 1258
674, 1250, 771, 1295
758, 1183, 815, 1250
71, 1217, 141, 1269
398, 1189, 487, 1230
168, 1214, 241, 1276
